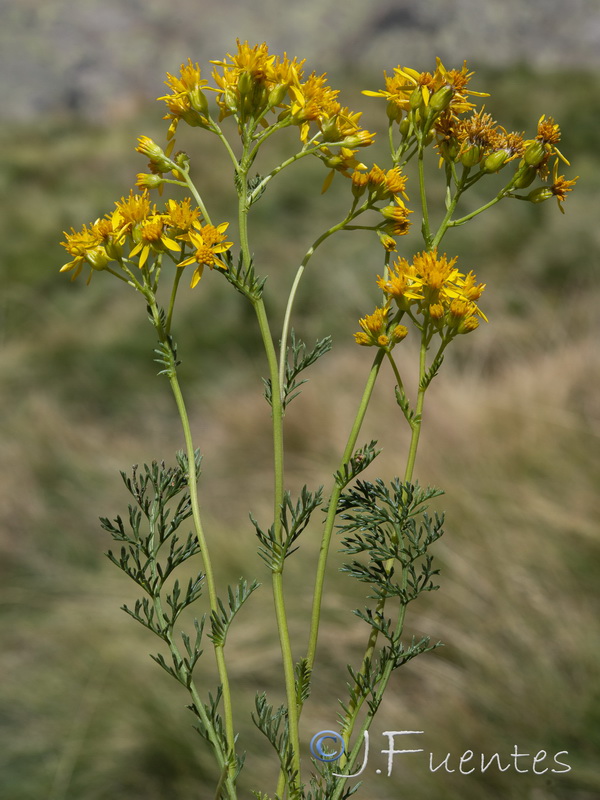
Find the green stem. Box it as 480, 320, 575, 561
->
278, 205, 363, 395
339, 327, 429, 754
146, 295, 236, 773
165, 261, 184, 335
305, 349, 386, 673
447, 191, 505, 228
236, 146, 301, 791
179, 169, 213, 223
403, 331, 428, 483
418, 142, 432, 248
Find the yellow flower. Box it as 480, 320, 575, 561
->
158, 59, 209, 138
363, 58, 487, 122
455, 109, 502, 166
60, 222, 108, 282
135, 136, 173, 172
113, 191, 153, 231
289, 72, 341, 142
210, 41, 304, 120
379, 250, 487, 329
164, 198, 202, 233
354, 306, 408, 349
380, 197, 413, 237
548, 159, 578, 213
377, 259, 424, 308
129, 214, 181, 268
177, 222, 233, 287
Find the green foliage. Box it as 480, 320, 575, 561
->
252, 485, 323, 571
334, 441, 381, 489
222, 250, 267, 300
338, 480, 444, 602
208, 577, 260, 647
263, 331, 332, 409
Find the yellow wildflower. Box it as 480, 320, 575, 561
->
380, 197, 412, 237
177, 222, 233, 287
164, 198, 202, 233
158, 59, 209, 138
129, 214, 181, 268
210, 40, 304, 120
364, 58, 487, 122
60, 223, 109, 282
380, 250, 487, 329
549, 159, 578, 213
113, 191, 153, 231
377, 259, 424, 308
354, 306, 408, 349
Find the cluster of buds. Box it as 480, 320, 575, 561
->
354, 306, 408, 349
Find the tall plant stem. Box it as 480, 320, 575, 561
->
278, 207, 362, 394
339, 329, 429, 754
147, 296, 236, 772
403, 332, 428, 483
305, 349, 386, 673
418, 142, 432, 248
236, 151, 302, 790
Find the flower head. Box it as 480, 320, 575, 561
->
378, 250, 487, 334
363, 58, 487, 122
548, 159, 578, 213
158, 59, 210, 138
354, 306, 408, 349
128, 214, 181, 268
210, 40, 304, 121
60, 222, 110, 282
177, 222, 233, 287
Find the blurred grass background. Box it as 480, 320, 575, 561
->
1, 2, 599, 798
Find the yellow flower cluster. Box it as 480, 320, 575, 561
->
354, 306, 408, 349
365, 59, 577, 212
363, 58, 488, 122
60, 193, 231, 287
158, 41, 375, 186
355, 250, 486, 348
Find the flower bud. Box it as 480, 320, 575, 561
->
429, 85, 453, 113
392, 324, 408, 342
524, 141, 546, 167
135, 136, 172, 172
104, 240, 123, 260
409, 86, 424, 110
237, 71, 253, 98
268, 83, 288, 109
513, 164, 537, 189
377, 231, 397, 251
482, 150, 509, 173
189, 87, 209, 116
136, 172, 164, 190
526, 186, 553, 204
379, 204, 401, 220
387, 100, 402, 122
460, 145, 481, 168
399, 118, 412, 139
428, 303, 445, 320
351, 170, 369, 198
458, 317, 479, 334
86, 246, 111, 270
